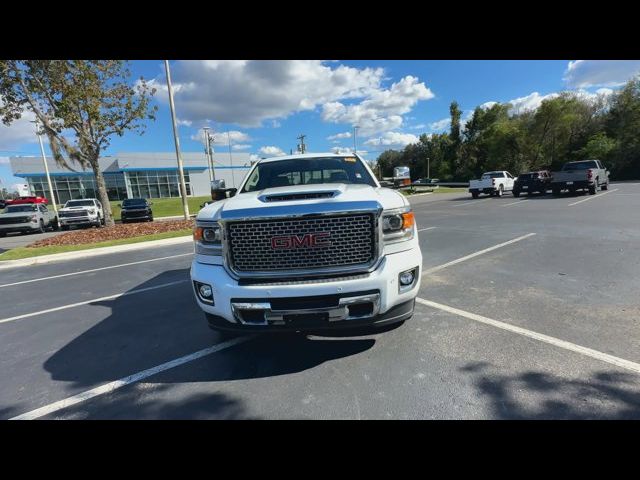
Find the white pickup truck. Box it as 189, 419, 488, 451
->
0, 203, 59, 236
190, 153, 423, 335
58, 199, 105, 230
469, 171, 516, 198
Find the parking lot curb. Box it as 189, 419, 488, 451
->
0, 235, 193, 270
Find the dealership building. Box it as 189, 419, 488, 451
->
9, 152, 253, 204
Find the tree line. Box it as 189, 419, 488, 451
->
377, 76, 640, 181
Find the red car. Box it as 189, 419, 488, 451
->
5, 196, 49, 206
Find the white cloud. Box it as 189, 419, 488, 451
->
409, 123, 427, 130
321, 75, 434, 136
480, 101, 497, 110
0, 156, 9, 164
191, 129, 251, 146
364, 131, 419, 147
259, 146, 286, 157
327, 131, 352, 141
231, 144, 251, 151
331, 146, 354, 154
249, 154, 261, 162
0, 109, 38, 151
152, 60, 384, 127
429, 118, 450, 132
508, 91, 559, 114
177, 119, 192, 127
564, 60, 640, 88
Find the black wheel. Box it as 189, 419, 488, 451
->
50, 217, 59, 231
513, 190, 520, 198
0, 231, 6, 238
61, 225, 69, 231
552, 188, 561, 196
588, 184, 597, 195
471, 191, 479, 199
601, 181, 609, 191
148, 217, 154, 222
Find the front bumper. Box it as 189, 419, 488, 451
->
59, 216, 97, 226
0, 224, 39, 233
190, 246, 422, 332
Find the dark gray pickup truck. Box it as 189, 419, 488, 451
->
551, 160, 610, 195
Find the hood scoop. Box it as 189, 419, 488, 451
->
261, 190, 338, 202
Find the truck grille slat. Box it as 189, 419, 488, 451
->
227, 214, 376, 272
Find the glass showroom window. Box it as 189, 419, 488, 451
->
126, 170, 191, 198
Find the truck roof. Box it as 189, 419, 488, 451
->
257, 152, 363, 164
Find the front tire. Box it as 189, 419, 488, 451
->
51, 217, 59, 231
588, 184, 597, 195
471, 191, 479, 199
601, 181, 609, 191
513, 190, 520, 198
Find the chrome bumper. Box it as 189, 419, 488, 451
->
231, 292, 381, 326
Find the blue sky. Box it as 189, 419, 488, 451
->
2, 60, 640, 190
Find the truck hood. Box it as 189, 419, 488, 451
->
196, 183, 408, 221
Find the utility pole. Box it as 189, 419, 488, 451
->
33, 120, 58, 214
353, 125, 360, 154
427, 156, 430, 179
164, 60, 189, 219
227, 131, 235, 187
297, 134, 306, 154
208, 131, 216, 181
203, 127, 213, 183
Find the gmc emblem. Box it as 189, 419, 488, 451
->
271, 232, 331, 249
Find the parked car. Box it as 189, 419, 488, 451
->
513, 170, 552, 197
191, 152, 422, 335
0, 203, 59, 237
58, 198, 104, 230
469, 171, 516, 198
413, 178, 439, 186
5, 195, 49, 206
551, 160, 610, 195
119, 198, 153, 223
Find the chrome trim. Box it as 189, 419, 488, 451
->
218, 200, 382, 221
231, 293, 381, 326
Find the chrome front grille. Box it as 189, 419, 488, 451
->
60, 211, 88, 218
227, 213, 376, 273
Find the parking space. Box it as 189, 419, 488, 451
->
1, 183, 639, 419
0, 231, 65, 254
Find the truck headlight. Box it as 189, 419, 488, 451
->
88, 209, 95, 214
382, 209, 415, 243
193, 223, 223, 255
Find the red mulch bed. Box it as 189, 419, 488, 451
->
28, 219, 194, 248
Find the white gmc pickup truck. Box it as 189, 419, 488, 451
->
190, 153, 423, 335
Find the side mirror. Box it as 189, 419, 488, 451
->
227, 188, 238, 198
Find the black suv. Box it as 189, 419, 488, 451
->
119, 198, 153, 223
513, 170, 552, 197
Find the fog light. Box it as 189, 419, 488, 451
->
199, 284, 213, 298
399, 270, 415, 286
399, 267, 418, 293
194, 281, 214, 304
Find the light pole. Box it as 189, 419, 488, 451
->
33, 120, 58, 214
203, 127, 213, 183
427, 156, 430, 179
227, 131, 235, 187
353, 125, 359, 154
164, 60, 190, 219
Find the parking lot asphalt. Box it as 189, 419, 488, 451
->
1, 183, 639, 419
0, 230, 64, 254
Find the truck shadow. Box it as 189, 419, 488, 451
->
40, 268, 376, 417
460, 361, 640, 419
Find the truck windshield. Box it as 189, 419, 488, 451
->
65, 200, 95, 207
122, 199, 147, 207
241, 157, 377, 193
562, 161, 598, 170
4, 205, 37, 213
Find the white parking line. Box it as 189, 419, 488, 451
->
0, 253, 193, 289
502, 199, 529, 207
0, 280, 189, 326
417, 227, 437, 232
452, 198, 492, 207
422, 233, 536, 276
416, 298, 640, 375
9, 336, 253, 420
568, 188, 619, 206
